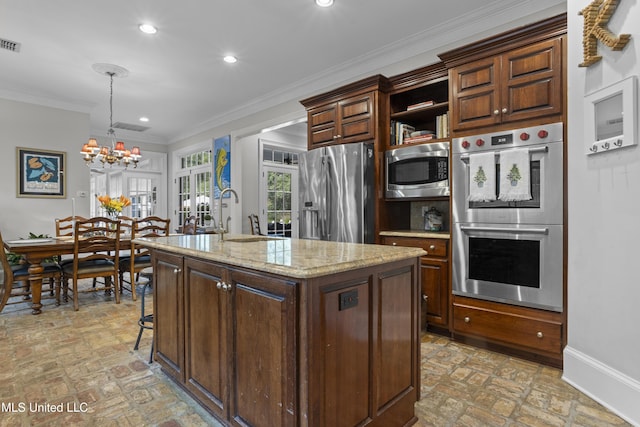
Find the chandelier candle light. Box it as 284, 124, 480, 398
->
81, 64, 142, 168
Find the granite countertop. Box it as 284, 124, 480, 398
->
134, 234, 425, 279
379, 230, 451, 239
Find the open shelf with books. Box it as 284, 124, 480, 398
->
388, 63, 449, 147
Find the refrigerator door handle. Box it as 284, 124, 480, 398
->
325, 156, 332, 240
319, 155, 327, 239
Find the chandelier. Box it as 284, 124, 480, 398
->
81, 64, 141, 168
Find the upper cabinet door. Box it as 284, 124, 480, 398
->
337, 93, 375, 144
449, 36, 564, 132
501, 37, 563, 124
307, 92, 375, 148
449, 56, 501, 131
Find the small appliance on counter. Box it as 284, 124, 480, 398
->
424, 207, 443, 231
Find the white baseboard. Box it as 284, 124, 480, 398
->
563, 346, 640, 426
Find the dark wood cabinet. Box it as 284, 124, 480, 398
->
440, 13, 566, 133
182, 257, 228, 421
155, 255, 297, 426
228, 267, 297, 427
153, 248, 421, 426
452, 295, 563, 367
307, 93, 375, 147
153, 250, 184, 382
300, 75, 390, 150
448, 38, 563, 131
381, 236, 449, 331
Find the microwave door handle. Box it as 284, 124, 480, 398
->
460, 225, 549, 235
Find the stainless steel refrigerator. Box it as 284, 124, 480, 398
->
299, 142, 375, 243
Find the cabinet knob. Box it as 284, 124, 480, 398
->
536, 331, 544, 339
464, 316, 470, 323
422, 294, 428, 302
493, 110, 500, 115
173, 268, 181, 274
502, 107, 507, 113
333, 134, 342, 139
429, 245, 436, 250
216, 281, 223, 290
392, 242, 397, 246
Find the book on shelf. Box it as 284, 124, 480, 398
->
406, 100, 434, 111
390, 121, 415, 145
435, 111, 450, 139
403, 134, 435, 144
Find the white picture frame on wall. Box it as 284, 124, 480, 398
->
584, 75, 637, 155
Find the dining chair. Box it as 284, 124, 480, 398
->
182, 215, 197, 235
248, 214, 264, 235
119, 216, 170, 301
55, 215, 88, 237
60, 217, 122, 311
0, 231, 61, 312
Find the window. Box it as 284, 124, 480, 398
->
89, 152, 167, 219
263, 166, 297, 237
262, 147, 299, 165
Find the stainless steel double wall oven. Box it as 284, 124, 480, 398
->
452, 123, 564, 312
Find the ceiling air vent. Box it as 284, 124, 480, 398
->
0, 38, 21, 52
113, 122, 150, 132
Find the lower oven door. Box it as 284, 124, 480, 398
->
452, 222, 563, 312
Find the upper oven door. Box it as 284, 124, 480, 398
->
452, 222, 563, 312
385, 142, 450, 198
452, 140, 563, 225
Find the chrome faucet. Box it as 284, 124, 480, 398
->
218, 187, 239, 241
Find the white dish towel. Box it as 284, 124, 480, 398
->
499, 148, 531, 201
468, 151, 496, 202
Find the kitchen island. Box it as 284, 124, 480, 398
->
134, 234, 425, 427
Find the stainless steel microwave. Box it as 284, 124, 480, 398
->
385, 142, 450, 199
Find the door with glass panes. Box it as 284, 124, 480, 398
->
175, 149, 213, 230
262, 165, 298, 238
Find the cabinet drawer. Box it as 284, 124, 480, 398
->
453, 302, 562, 354
381, 236, 447, 257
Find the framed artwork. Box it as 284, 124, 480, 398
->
213, 135, 231, 198
17, 147, 66, 198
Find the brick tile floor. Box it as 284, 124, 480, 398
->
0, 280, 632, 426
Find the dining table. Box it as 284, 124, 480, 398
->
3, 235, 131, 315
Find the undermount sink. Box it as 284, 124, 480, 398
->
223, 236, 279, 243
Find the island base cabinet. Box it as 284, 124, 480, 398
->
153, 249, 421, 427
153, 251, 185, 383
183, 258, 228, 421
228, 268, 297, 427
305, 260, 420, 427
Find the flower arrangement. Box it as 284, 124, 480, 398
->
97, 194, 131, 216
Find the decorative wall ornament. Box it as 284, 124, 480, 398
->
579, 0, 631, 67
213, 135, 231, 199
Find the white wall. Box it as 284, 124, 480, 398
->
0, 99, 90, 239
564, 2, 640, 425
0, 98, 169, 240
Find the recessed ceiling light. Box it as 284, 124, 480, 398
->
223, 55, 238, 64
139, 24, 157, 34
139, 117, 149, 122
315, 0, 334, 7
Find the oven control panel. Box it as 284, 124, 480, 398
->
452, 122, 563, 154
